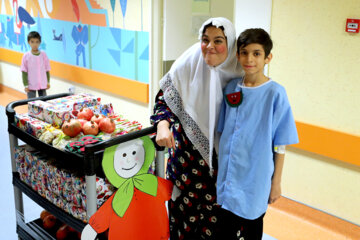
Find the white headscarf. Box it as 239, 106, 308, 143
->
160, 17, 243, 172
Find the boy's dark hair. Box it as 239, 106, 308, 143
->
27, 31, 41, 42
237, 28, 272, 57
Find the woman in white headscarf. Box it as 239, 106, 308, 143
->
151, 17, 243, 239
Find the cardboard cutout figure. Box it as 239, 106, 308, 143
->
81, 136, 173, 240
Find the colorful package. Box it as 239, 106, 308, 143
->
15, 113, 33, 131
27, 118, 50, 138
100, 103, 114, 117
43, 105, 73, 127
15, 147, 114, 222
28, 100, 53, 121
15, 114, 50, 138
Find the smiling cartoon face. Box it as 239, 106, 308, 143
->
113, 139, 145, 178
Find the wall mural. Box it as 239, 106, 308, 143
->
0, 0, 150, 84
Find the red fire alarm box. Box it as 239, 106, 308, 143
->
346, 19, 360, 33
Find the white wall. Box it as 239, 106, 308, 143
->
163, 0, 234, 61
234, 0, 272, 74
234, 0, 272, 35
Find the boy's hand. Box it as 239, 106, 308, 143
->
268, 181, 281, 204
46, 84, 50, 89
25, 87, 29, 93
156, 120, 175, 149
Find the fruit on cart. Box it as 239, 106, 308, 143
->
77, 108, 94, 121
56, 224, 71, 240
40, 210, 51, 220
78, 119, 88, 128
99, 117, 116, 133
62, 119, 82, 137
83, 121, 99, 135
43, 214, 57, 229
91, 114, 105, 125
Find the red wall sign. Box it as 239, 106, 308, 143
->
346, 19, 360, 33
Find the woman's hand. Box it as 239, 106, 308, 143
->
46, 84, 50, 90
24, 87, 29, 93
156, 120, 175, 149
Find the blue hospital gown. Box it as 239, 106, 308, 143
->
217, 77, 299, 220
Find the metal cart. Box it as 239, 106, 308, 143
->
6, 93, 164, 239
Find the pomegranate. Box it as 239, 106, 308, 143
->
43, 214, 56, 229
77, 107, 94, 121
91, 114, 105, 125
78, 119, 88, 128
40, 210, 51, 221
82, 121, 99, 135
56, 224, 70, 240
99, 118, 116, 133
61, 119, 82, 137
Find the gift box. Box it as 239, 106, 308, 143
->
15, 114, 50, 138
28, 100, 53, 121
112, 116, 142, 133
27, 118, 50, 138
14, 146, 26, 173
18, 147, 115, 222
100, 103, 114, 117
15, 113, 33, 131
46, 93, 88, 105
47, 94, 101, 118
43, 105, 73, 127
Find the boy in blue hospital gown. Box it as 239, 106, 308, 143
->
216, 28, 299, 240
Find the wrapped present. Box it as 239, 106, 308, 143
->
15, 114, 50, 138
14, 145, 26, 172
43, 105, 73, 127
123, 120, 142, 132
47, 93, 100, 106
28, 100, 53, 121
18, 146, 115, 222
112, 115, 142, 133
27, 118, 50, 138
15, 113, 33, 131
100, 103, 114, 117
46, 94, 86, 105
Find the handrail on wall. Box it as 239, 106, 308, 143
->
293, 121, 360, 167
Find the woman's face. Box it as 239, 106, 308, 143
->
201, 26, 228, 67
